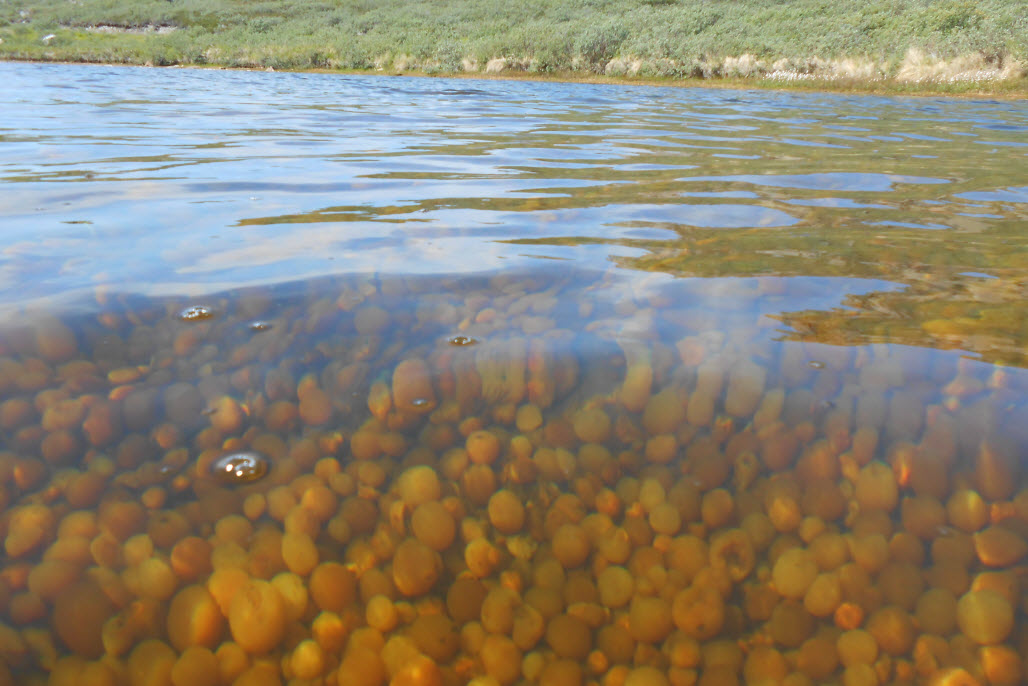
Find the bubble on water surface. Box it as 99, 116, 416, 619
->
179, 305, 215, 322
210, 451, 269, 484
448, 335, 479, 346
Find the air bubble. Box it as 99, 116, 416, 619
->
210, 451, 269, 484
179, 305, 215, 322
448, 335, 479, 346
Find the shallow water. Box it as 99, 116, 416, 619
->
0, 61, 1027, 685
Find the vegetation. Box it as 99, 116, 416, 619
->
0, 0, 1026, 92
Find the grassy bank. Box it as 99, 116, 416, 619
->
1, 0, 1026, 94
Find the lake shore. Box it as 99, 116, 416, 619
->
2, 0, 1026, 98
3, 55, 1027, 99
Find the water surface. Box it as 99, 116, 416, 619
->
1, 62, 1027, 685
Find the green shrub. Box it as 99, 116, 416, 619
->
1, 0, 1024, 92
574, 20, 628, 66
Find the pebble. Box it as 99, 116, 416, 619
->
166, 584, 224, 650
392, 358, 437, 414
956, 589, 1014, 644
0, 282, 1023, 686
52, 579, 114, 657
4, 504, 56, 557
411, 501, 456, 551
488, 490, 525, 534
171, 646, 219, 686
392, 538, 442, 596
227, 580, 287, 654
396, 465, 442, 508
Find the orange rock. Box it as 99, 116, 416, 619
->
620, 360, 653, 414
128, 640, 176, 686
973, 526, 1027, 567
628, 596, 673, 644
367, 382, 392, 422
34, 316, 78, 362
299, 387, 333, 426
480, 634, 522, 685
167, 585, 225, 651
208, 396, 245, 435
281, 532, 319, 576
974, 440, 1019, 502
392, 539, 441, 597
724, 361, 766, 418
171, 646, 219, 686
515, 403, 544, 433
5, 504, 56, 558
53, 579, 115, 658
979, 644, 1023, 686
65, 471, 108, 508
41, 397, 86, 432
397, 465, 442, 508
338, 646, 386, 686
671, 585, 724, 640
970, 570, 1019, 605
97, 500, 145, 542
466, 430, 501, 464
540, 658, 584, 686
956, 589, 1013, 645
946, 489, 988, 533
552, 524, 591, 569
40, 429, 81, 465
392, 358, 436, 414
227, 579, 287, 654
916, 588, 957, 636
865, 605, 915, 655
312, 611, 348, 654
446, 577, 487, 623
291, 639, 327, 680
546, 613, 592, 660
742, 646, 788, 685
488, 490, 526, 535
214, 642, 249, 684
262, 400, 297, 432
772, 547, 818, 599
170, 536, 213, 582
854, 461, 898, 512
709, 529, 755, 583
0, 397, 35, 430
408, 614, 459, 663
642, 388, 686, 436
26, 559, 79, 601
411, 501, 456, 551
573, 407, 611, 444
462, 464, 497, 506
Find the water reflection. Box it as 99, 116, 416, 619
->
0, 267, 1025, 683
0, 62, 1027, 685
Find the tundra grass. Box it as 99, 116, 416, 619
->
1, 0, 1025, 94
